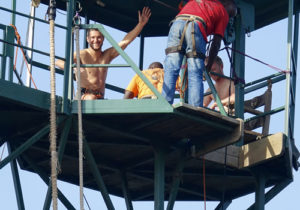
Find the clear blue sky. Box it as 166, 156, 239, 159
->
0, 0, 300, 209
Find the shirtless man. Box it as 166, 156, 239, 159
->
56, 7, 151, 100
203, 56, 235, 110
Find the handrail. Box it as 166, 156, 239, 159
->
0, 38, 64, 60
0, 6, 67, 30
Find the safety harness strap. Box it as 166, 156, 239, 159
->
186, 51, 206, 59
165, 14, 206, 59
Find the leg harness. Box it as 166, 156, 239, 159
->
165, 15, 206, 59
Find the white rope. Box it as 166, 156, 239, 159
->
75, 23, 84, 210
49, 18, 58, 210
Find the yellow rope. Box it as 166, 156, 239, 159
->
49, 19, 58, 210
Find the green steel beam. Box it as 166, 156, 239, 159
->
264, 179, 292, 204
105, 83, 125, 94
0, 116, 64, 170
43, 117, 72, 210
166, 152, 185, 210
244, 72, 284, 88
233, 8, 246, 120
204, 69, 227, 116
0, 28, 7, 79
7, 143, 25, 210
139, 34, 145, 70
120, 171, 134, 210
244, 106, 285, 123
6, 25, 15, 83
214, 200, 232, 210
82, 120, 150, 143
288, 11, 299, 145
0, 6, 67, 30
233, 6, 246, 146
22, 155, 76, 210
125, 167, 219, 201
10, 0, 16, 25
72, 99, 173, 114
244, 74, 286, 94
0, 79, 63, 112
0, 38, 65, 60
62, 0, 75, 113
154, 144, 165, 210
83, 139, 115, 210
31, 60, 64, 75
254, 171, 266, 210
247, 179, 292, 210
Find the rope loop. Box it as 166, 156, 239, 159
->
73, 11, 81, 25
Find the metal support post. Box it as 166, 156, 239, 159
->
120, 171, 134, 210
139, 33, 145, 70
233, 10, 245, 145
83, 139, 115, 210
0, 29, 7, 79
253, 171, 266, 210
214, 200, 232, 210
62, 0, 75, 113
11, 0, 16, 25
154, 144, 165, 210
166, 152, 185, 210
7, 143, 25, 210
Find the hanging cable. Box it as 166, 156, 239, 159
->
47, 0, 58, 209
222, 46, 290, 74
74, 11, 84, 210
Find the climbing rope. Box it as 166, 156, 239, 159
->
74, 12, 84, 210
47, 0, 58, 209
179, 63, 188, 99
9, 24, 38, 89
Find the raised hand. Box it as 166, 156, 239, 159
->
138, 7, 151, 26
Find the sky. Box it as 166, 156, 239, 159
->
0, 0, 300, 209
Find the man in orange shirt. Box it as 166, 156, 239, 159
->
124, 62, 180, 99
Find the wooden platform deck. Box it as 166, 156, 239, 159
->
0, 80, 293, 202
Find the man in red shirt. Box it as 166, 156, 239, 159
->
162, 0, 237, 107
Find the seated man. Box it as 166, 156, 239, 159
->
203, 56, 235, 111
124, 62, 180, 99
56, 7, 151, 100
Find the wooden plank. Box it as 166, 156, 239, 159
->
195, 118, 244, 156
239, 133, 285, 168
204, 145, 240, 168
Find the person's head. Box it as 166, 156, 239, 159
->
148, 62, 163, 69
205, 56, 224, 81
219, 0, 237, 18
86, 28, 104, 51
